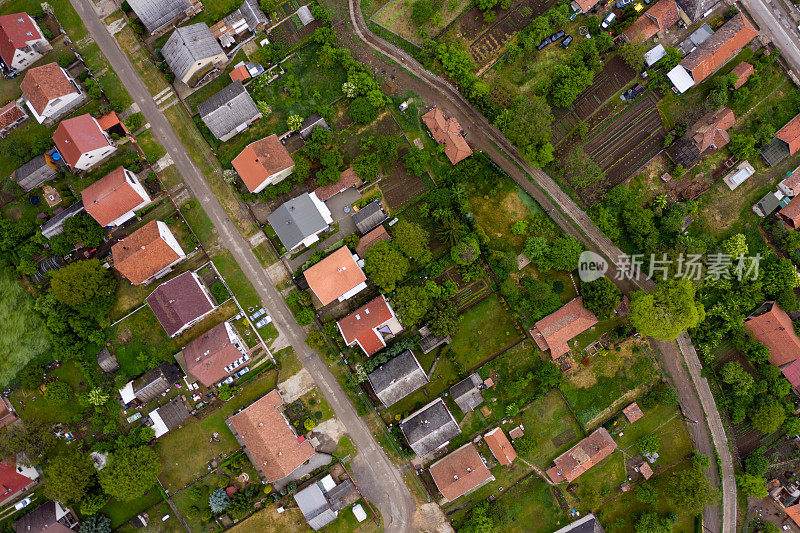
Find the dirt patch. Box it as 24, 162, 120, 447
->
4, 206, 21, 220
277, 368, 315, 403
552, 428, 576, 447
413, 502, 455, 533
373, 0, 471, 47
117, 328, 132, 344
380, 153, 428, 211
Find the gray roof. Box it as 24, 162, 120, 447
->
97, 347, 120, 373
267, 193, 329, 250
367, 350, 429, 407
162, 24, 225, 82
12, 155, 58, 192
450, 373, 484, 413
154, 396, 191, 430
13, 501, 73, 533
352, 200, 388, 235
754, 192, 782, 216
133, 362, 181, 402
400, 398, 461, 456
294, 482, 337, 530
553, 514, 606, 533
300, 113, 330, 140
128, 0, 193, 33
197, 81, 261, 140
418, 326, 451, 354
325, 479, 357, 511
41, 200, 84, 239
231, 0, 267, 31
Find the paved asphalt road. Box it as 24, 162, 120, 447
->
68, 1, 415, 530
742, 0, 800, 73
343, 1, 735, 530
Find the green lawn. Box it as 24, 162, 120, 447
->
517, 390, 583, 468
449, 295, 523, 370
115, 501, 182, 533
212, 251, 262, 311
101, 489, 164, 529
567, 450, 627, 511
323, 500, 381, 533
9, 361, 89, 424
275, 346, 302, 377
472, 474, 566, 533
136, 130, 167, 162
181, 198, 217, 247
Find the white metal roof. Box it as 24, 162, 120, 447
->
667, 65, 695, 93
645, 44, 666, 67
119, 381, 135, 404
352, 504, 367, 522
148, 409, 170, 438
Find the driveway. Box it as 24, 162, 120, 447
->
68, 1, 416, 530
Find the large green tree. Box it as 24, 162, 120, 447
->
629, 279, 705, 341
748, 397, 785, 434
580, 277, 621, 319
49, 259, 116, 315
99, 446, 160, 502
634, 512, 671, 533
364, 241, 409, 292
392, 220, 432, 264
548, 235, 582, 271
79, 514, 111, 533
496, 95, 554, 166
43, 449, 96, 504
0, 418, 57, 464
392, 285, 431, 326
736, 473, 768, 498
665, 463, 720, 514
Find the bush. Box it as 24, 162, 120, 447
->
304, 418, 316, 431
44, 381, 73, 404
185, 506, 200, 520
210, 281, 230, 303
57, 54, 74, 69
295, 307, 315, 326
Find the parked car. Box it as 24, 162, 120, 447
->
249, 308, 266, 321
221, 376, 234, 385
561, 35, 574, 48
601, 12, 616, 28
569, 11, 578, 20
255, 316, 272, 328
537, 36, 552, 50
233, 367, 250, 379
616, 0, 633, 8
551, 29, 566, 41
14, 498, 32, 511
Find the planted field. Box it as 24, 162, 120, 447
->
439, 265, 492, 311
379, 157, 429, 211
371, 0, 471, 47
268, 13, 320, 48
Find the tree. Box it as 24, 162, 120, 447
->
79, 514, 111, 533
99, 446, 160, 501
426, 299, 459, 336
50, 259, 116, 315
364, 241, 409, 292
87, 388, 110, 407
665, 463, 720, 513
580, 277, 621, 318
209, 488, 230, 513
635, 512, 671, 533
0, 418, 56, 462
451, 235, 480, 265
349, 96, 379, 124
393, 220, 432, 264
548, 235, 582, 271
393, 285, 431, 326
287, 114, 303, 131
635, 482, 658, 504
729, 133, 757, 160
629, 279, 705, 341
44, 449, 95, 504
292, 152, 311, 182
638, 433, 660, 455
403, 149, 430, 176
63, 213, 104, 247
80, 493, 109, 516
497, 95, 554, 166
721, 361, 754, 397
619, 40, 649, 70
721, 233, 748, 258
749, 397, 785, 434
736, 473, 768, 498
44, 381, 73, 404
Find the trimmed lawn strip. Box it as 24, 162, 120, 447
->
182, 198, 217, 247
449, 295, 522, 370
101, 489, 163, 529
213, 251, 262, 311
275, 346, 302, 378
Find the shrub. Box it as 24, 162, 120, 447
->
304, 418, 316, 431
295, 307, 315, 326
209, 488, 230, 513
185, 506, 200, 520
45, 381, 73, 404
210, 281, 229, 303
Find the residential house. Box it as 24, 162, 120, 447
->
314, 167, 362, 202
352, 200, 388, 235
336, 295, 403, 356
111, 220, 186, 285
367, 349, 428, 407
0, 13, 51, 74
546, 428, 617, 483
779, 196, 800, 229
0, 397, 18, 429
162, 23, 227, 86
677, 23, 714, 54
299, 112, 331, 141
197, 81, 261, 142
40, 200, 85, 239
731, 61, 754, 89
752, 190, 788, 217
210, 0, 267, 47
530, 298, 599, 359
127, 0, 198, 34
20, 63, 82, 123
400, 397, 461, 456
573, 0, 600, 13
146, 271, 217, 337
52, 114, 117, 172
147, 396, 191, 438
179, 321, 249, 387
303, 246, 367, 306
421, 108, 472, 165
778, 166, 800, 197
11, 154, 57, 192
0, 100, 27, 137
553, 514, 606, 533
622, 0, 679, 43
232, 134, 294, 192
118, 362, 182, 405
678, 13, 757, 86
0, 456, 39, 506
96, 347, 119, 373
622, 402, 644, 423
13, 501, 78, 533
691, 107, 735, 154
226, 390, 319, 484
429, 443, 494, 502
763, 112, 800, 166
449, 373, 484, 414
484, 427, 517, 466
355, 225, 391, 258
745, 301, 800, 390
82, 167, 151, 227
267, 193, 332, 252
294, 475, 358, 530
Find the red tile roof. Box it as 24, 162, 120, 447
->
82, 167, 146, 226
355, 225, 391, 258
781, 358, 800, 390
314, 167, 362, 202
337, 295, 396, 356
228, 390, 316, 482
745, 301, 800, 367
680, 13, 758, 84
232, 135, 294, 192
304, 246, 366, 306
0, 398, 16, 430
0, 13, 43, 67
52, 114, 110, 169
787, 504, 800, 527
509, 426, 524, 440
0, 459, 35, 503
546, 428, 617, 483
484, 427, 517, 466
622, 402, 644, 423
230, 65, 250, 83
731, 61, 754, 89
530, 298, 598, 359
422, 108, 472, 165
690, 107, 735, 153
111, 220, 182, 285
639, 461, 654, 479
429, 443, 494, 501
575, 0, 600, 13
0, 101, 25, 131
776, 112, 800, 156
146, 271, 216, 337
623, 0, 679, 42
182, 322, 245, 386
97, 111, 124, 132
779, 196, 800, 229
20, 63, 77, 115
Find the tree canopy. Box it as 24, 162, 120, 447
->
580, 277, 621, 318
99, 446, 160, 502
43, 449, 95, 504
50, 259, 117, 315
364, 241, 409, 292
629, 279, 705, 341
392, 220, 432, 264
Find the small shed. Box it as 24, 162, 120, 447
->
622, 402, 644, 423
645, 44, 666, 67
352, 200, 388, 235
97, 347, 120, 373
449, 373, 484, 414
639, 461, 654, 480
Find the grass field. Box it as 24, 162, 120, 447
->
518, 390, 583, 468
449, 295, 523, 369
478, 475, 566, 533
469, 184, 542, 253
101, 489, 164, 529
10, 361, 89, 424
372, 0, 471, 46
212, 251, 262, 311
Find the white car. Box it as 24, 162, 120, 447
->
14, 497, 32, 511
601, 12, 616, 28
221, 376, 235, 385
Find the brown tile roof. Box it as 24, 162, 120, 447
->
429, 443, 494, 501
731, 61, 754, 89
509, 426, 524, 440
82, 167, 146, 226
623, 0, 679, 42
0, 398, 17, 429
484, 427, 517, 466
315, 167, 362, 202
680, 13, 758, 84
304, 246, 366, 306
782, 358, 800, 390
575, 0, 600, 13
776, 112, 800, 156
337, 295, 396, 356
228, 389, 316, 482
146, 271, 216, 337
530, 298, 598, 359
422, 108, 472, 165
355, 225, 391, 258
546, 428, 617, 483
0, 100, 25, 131
745, 301, 800, 367
96, 111, 124, 132
779, 196, 800, 229
622, 402, 644, 423
0, 13, 43, 67
690, 107, 735, 153
20, 63, 76, 115
639, 461, 653, 479
182, 322, 245, 386
787, 504, 800, 527
230, 65, 250, 82
52, 114, 111, 170
112, 220, 182, 285
232, 135, 294, 192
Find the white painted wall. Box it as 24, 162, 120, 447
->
26, 69, 82, 123
251, 164, 294, 194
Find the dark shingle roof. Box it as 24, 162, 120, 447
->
352, 200, 388, 235
128, 0, 193, 33
449, 373, 484, 413
400, 398, 461, 456
162, 24, 225, 81
553, 514, 606, 533
197, 81, 260, 140
13, 154, 57, 192
41, 200, 85, 238
267, 193, 329, 250
154, 396, 191, 430
97, 347, 120, 373
367, 350, 428, 407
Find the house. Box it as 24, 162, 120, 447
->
636, 460, 654, 480
127, 0, 198, 34
367, 349, 428, 407
690, 107, 735, 154
162, 23, 227, 86
0, 13, 51, 74
146, 271, 217, 337
210, 0, 267, 47
303, 246, 367, 306
299, 113, 331, 141
52, 114, 117, 172
315, 167, 362, 202
232, 134, 294, 192
509, 426, 525, 440
13, 501, 78, 533
118, 362, 182, 405
229, 64, 250, 82
546, 428, 617, 483
40, 201, 85, 239
267, 193, 333, 252
82, 167, 151, 227
778, 166, 800, 197
752, 190, 787, 217
745, 301, 800, 389
294, 475, 358, 530
179, 321, 249, 387
147, 396, 191, 438
530, 298, 599, 359
678, 13, 757, 86
421, 108, 472, 165
731, 61, 754, 89
20, 63, 83, 123
429, 443, 494, 502
197, 81, 261, 142
449, 373, 484, 414
622, 402, 644, 423
96, 347, 119, 373
553, 513, 606, 533
484, 427, 517, 466
0, 456, 39, 506
771, 112, 800, 161
400, 397, 461, 456
12, 154, 57, 192
779, 196, 800, 229
622, 0, 679, 43
336, 295, 403, 356
226, 390, 319, 484
0, 100, 27, 137
352, 200, 388, 235
355, 225, 391, 258
0, 397, 18, 429
111, 220, 186, 285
